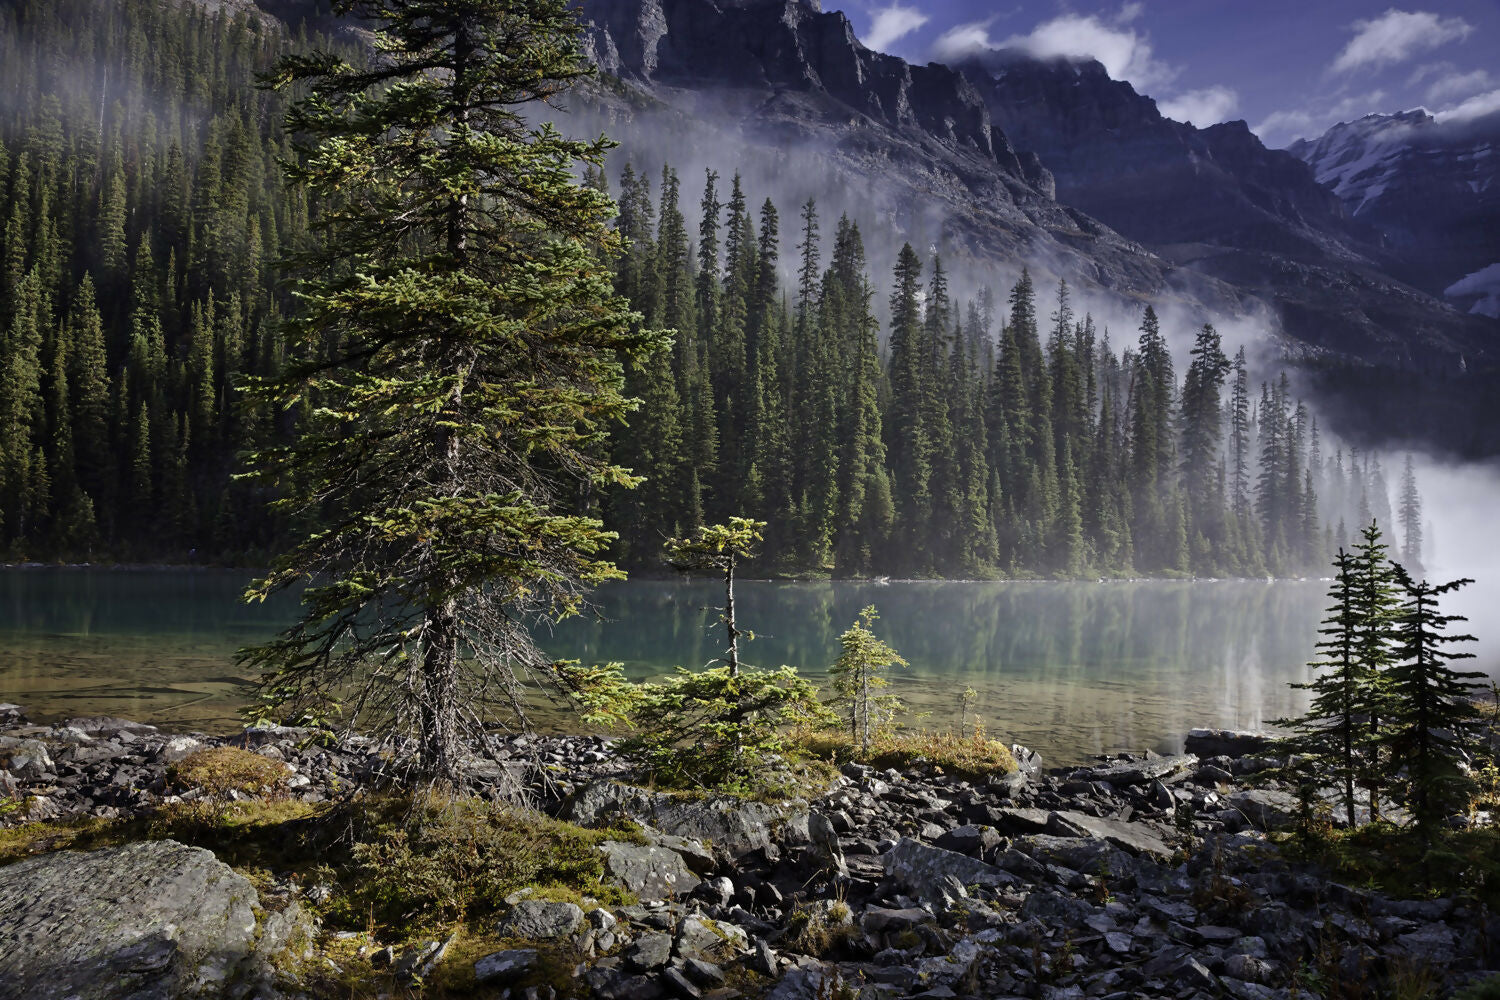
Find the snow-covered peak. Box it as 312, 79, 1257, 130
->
1286, 111, 1434, 213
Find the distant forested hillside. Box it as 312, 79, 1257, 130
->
0, 0, 1421, 577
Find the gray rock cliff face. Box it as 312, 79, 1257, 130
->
958, 51, 1495, 367
0, 840, 312, 1000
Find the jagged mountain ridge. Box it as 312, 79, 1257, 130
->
576, 0, 1494, 373
240, 0, 1498, 454
1289, 109, 1500, 312
577, 0, 1216, 314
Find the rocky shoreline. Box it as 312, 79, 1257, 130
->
1, 705, 1496, 999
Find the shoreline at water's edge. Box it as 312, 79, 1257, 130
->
0, 561, 1333, 585
1, 707, 1496, 998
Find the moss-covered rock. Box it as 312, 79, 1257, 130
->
0, 839, 314, 999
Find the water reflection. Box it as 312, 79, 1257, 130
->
552, 580, 1326, 763
1, 570, 1466, 764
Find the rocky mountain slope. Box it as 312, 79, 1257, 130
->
576, 0, 1214, 312
1289, 108, 1500, 316
575, 0, 1495, 373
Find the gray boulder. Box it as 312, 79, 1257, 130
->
0, 839, 312, 1000
61, 716, 158, 737
474, 948, 538, 985
495, 899, 583, 940
600, 841, 701, 900
1071, 754, 1198, 786
1184, 728, 1273, 759
563, 780, 809, 862
1045, 810, 1174, 861
883, 837, 1017, 904
675, 914, 749, 962
1228, 789, 1300, 830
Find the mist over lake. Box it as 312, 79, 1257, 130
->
12, 568, 1473, 765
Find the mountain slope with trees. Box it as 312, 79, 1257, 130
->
0, 0, 1427, 576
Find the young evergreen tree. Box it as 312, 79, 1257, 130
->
1348, 519, 1404, 818
1279, 549, 1375, 827
1380, 567, 1485, 838
1398, 454, 1424, 572
241, 0, 663, 780
828, 605, 907, 752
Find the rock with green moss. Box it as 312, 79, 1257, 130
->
562, 780, 810, 864
0, 839, 313, 999
496, 899, 584, 940
473, 948, 538, 985
599, 840, 701, 900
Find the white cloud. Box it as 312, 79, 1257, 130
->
1157, 86, 1239, 126
930, 6, 1188, 91
1435, 87, 1500, 123
862, 3, 930, 54
1424, 68, 1493, 103
1331, 9, 1472, 74
1252, 91, 1388, 146
995, 13, 1177, 90
932, 19, 1000, 62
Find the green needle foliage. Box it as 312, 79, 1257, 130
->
664, 517, 766, 677
1349, 519, 1404, 818
237, 0, 664, 781
565, 517, 826, 791
1278, 549, 1376, 828
1381, 566, 1485, 838
827, 605, 907, 753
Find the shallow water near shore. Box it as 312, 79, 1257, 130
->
3, 569, 1492, 765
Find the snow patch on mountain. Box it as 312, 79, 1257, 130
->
1287, 110, 1427, 215
1445, 263, 1500, 319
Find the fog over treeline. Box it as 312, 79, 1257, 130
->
0, 0, 1494, 687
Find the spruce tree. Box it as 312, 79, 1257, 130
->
829, 605, 907, 752
1381, 567, 1485, 838
1398, 454, 1423, 572
1349, 520, 1404, 818
1279, 549, 1374, 827
241, 0, 663, 780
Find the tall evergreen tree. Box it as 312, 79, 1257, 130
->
242, 0, 664, 779
1381, 567, 1485, 838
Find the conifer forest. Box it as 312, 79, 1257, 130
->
0, 0, 1424, 578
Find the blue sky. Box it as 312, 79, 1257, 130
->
837, 1, 1500, 146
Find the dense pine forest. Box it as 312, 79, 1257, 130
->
0, 0, 1424, 578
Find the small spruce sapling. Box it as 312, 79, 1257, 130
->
827, 605, 907, 753
604, 518, 825, 790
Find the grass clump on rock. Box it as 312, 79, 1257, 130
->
168, 746, 290, 817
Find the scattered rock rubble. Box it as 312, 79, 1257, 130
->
2, 705, 1496, 999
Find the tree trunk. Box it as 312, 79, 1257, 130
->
724, 552, 739, 678
420, 596, 460, 781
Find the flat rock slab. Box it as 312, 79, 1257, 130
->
1046, 811, 1175, 861
496, 900, 583, 940
1228, 789, 1300, 830
883, 837, 1018, 902
1184, 729, 1272, 759
600, 840, 702, 901
1071, 754, 1198, 786
563, 780, 809, 862
0, 839, 304, 1000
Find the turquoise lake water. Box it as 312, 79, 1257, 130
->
0, 569, 1400, 764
